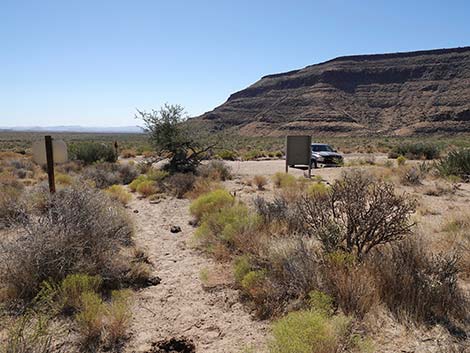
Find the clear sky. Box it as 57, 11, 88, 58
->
1, 0, 469, 127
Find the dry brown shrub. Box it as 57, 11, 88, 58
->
368, 237, 468, 326
120, 149, 136, 158
167, 173, 196, 198
252, 175, 268, 190
0, 185, 134, 303
185, 177, 221, 199
322, 253, 378, 318
197, 160, 232, 181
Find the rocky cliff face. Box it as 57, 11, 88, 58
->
193, 47, 470, 136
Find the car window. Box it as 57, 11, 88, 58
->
312, 145, 333, 152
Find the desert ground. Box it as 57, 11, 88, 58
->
1, 143, 469, 353
122, 156, 469, 352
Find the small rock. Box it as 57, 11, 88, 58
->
147, 276, 161, 286
188, 219, 197, 226
170, 225, 182, 233
149, 200, 161, 204
133, 209, 139, 213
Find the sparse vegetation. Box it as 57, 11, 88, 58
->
69, 142, 117, 164
436, 148, 470, 181
389, 143, 440, 160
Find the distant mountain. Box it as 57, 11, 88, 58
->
191, 46, 470, 136
1, 125, 144, 133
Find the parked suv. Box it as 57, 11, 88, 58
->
311, 143, 343, 168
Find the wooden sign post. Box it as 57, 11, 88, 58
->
45, 135, 56, 193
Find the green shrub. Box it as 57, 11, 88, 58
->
59, 274, 102, 313
69, 142, 117, 164
307, 182, 329, 195
55, 173, 74, 186
436, 149, 470, 181
2, 311, 53, 353
269, 310, 350, 353
75, 291, 105, 344
136, 180, 157, 197
105, 185, 132, 205
272, 173, 296, 188
233, 255, 252, 283
105, 289, 132, 345
129, 175, 147, 192
396, 155, 406, 166
189, 189, 234, 222
146, 168, 169, 182
195, 203, 259, 251
308, 290, 334, 316
390, 143, 440, 160
216, 149, 238, 160
243, 149, 265, 161
241, 269, 267, 294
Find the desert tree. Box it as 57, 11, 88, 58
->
137, 104, 214, 173
297, 170, 416, 259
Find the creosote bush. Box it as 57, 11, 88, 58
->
297, 170, 416, 258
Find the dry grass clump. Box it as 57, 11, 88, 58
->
423, 181, 456, 196
272, 172, 296, 189
197, 160, 232, 181
1, 310, 54, 353
84, 162, 139, 188
136, 180, 158, 197
0, 185, 134, 303
252, 175, 268, 190
120, 149, 137, 158
55, 172, 74, 186
105, 184, 132, 205
185, 177, 222, 199
368, 238, 468, 326
167, 173, 196, 198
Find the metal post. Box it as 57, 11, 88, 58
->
45, 135, 55, 193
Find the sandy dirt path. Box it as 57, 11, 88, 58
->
125, 196, 268, 353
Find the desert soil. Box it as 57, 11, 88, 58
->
124, 196, 268, 353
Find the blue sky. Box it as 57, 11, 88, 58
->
1, 0, 469, 127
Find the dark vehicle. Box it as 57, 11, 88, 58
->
311, 143, 343, 168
